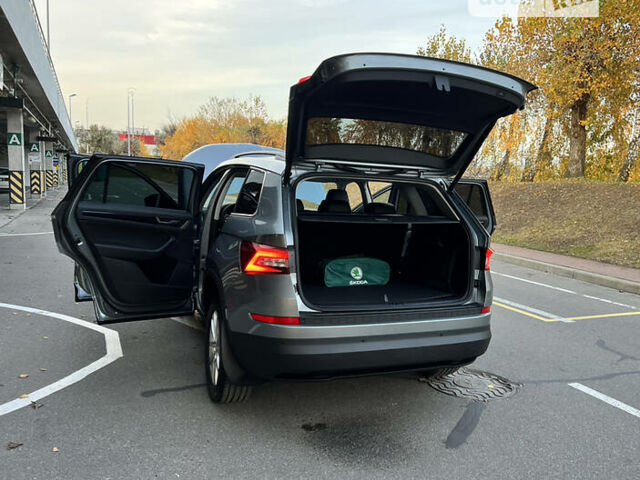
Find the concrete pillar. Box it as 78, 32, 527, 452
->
53, 153, 59, 187
39, 138, 46, 197
44, 141, 54, 190
60, 154, 68, 186
7, 109, 26, 209
27, 130, 42, 196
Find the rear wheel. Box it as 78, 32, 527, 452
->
205, 306, 251, 404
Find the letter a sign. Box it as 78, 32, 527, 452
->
29, 143, 40, 153
7, 133, 22, 146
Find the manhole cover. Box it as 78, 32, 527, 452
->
421, 367, 521, 401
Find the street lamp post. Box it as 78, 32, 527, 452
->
127, 88, 135, 156
68, 93, 77, 126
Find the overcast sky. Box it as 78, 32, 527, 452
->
34, 0, 500, 133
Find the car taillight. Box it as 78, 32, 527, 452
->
251, 313, 300, 325
241, 241, 290, 275
298, 75, 311, 84
481, 306, 491, 314
485, 248, 494, 271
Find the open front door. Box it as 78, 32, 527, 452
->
453, 179, 496, 235
52, 155, 204, 324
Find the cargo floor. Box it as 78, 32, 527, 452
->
302, 282, 455, 307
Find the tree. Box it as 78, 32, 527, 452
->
75, 124, 120, 154
161, 95, 286, 159
516, 0, 640, 178
417, 25, 472, 63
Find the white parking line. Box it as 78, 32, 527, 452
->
0, 231, 54, 237
0, 303, 123, 417
493, 271, 637, 310
493, 296, 573, 323
569, 383, 640, 419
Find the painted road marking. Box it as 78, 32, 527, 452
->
493, 296, 573, 323
493, 271, 637, 310
0, 303, 123, 417
569, 383, 640, 419
565, 311, 640, 321
0, 231, 54, 237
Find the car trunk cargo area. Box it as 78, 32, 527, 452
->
296, 217, 471, 309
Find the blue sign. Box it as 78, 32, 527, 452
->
53, 158, 59, 166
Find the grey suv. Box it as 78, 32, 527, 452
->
52, 53, 535, 403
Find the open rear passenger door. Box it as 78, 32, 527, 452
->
52, 155, 204, 324
453, 179, 496, 235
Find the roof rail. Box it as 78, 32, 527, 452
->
232, 151, 285, 160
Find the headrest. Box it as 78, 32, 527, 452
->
363, 202, 396, 214
325, 189, 349, 204
318, 189, 351, 213
296, 199, 304, 212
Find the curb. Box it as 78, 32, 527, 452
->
493, 253, 640, 296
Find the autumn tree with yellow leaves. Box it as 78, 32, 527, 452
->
418, 0, 640, 182
161, 95, 286, 160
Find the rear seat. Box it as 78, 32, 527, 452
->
363, 202, 397, 214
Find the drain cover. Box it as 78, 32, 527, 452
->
421, 367, 521, 401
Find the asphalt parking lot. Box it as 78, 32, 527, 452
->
1, 191, 639, 480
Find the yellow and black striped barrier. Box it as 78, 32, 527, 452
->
9, 171, 24, 206
46, 170, 54, 189
53, 169, 59, 187
30, 171, 41, 194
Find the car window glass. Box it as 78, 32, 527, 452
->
454, 183, 487, 217
81, 162, 193, 210
369, 182, 392, 203
235, 170, 265, 215
221, 174, 246, 208
77, 160, 88, 176
344, 182, 363, 209
296, 181, 337, 211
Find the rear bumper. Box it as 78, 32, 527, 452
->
229, 313, 491, 380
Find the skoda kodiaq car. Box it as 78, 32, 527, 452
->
53, 53, 535, 403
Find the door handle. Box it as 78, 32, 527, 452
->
155, 216, 183, 226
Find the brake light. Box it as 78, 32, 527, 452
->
251, 313, 300, 325
485, 248, 494, 271
298, 75, 311, 84
241, 241, 289, 275
481, 306, 491, 314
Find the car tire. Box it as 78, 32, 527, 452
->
205, 305, 251, 404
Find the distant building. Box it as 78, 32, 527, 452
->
115, 129, 160, 156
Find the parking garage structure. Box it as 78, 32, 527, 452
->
0, 0, 76, 209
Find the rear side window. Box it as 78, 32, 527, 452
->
234, 170, 265, 215
81, 162, 194, 210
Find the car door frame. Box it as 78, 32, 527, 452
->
66, 153, 90, 188
52, 154, 204, 324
